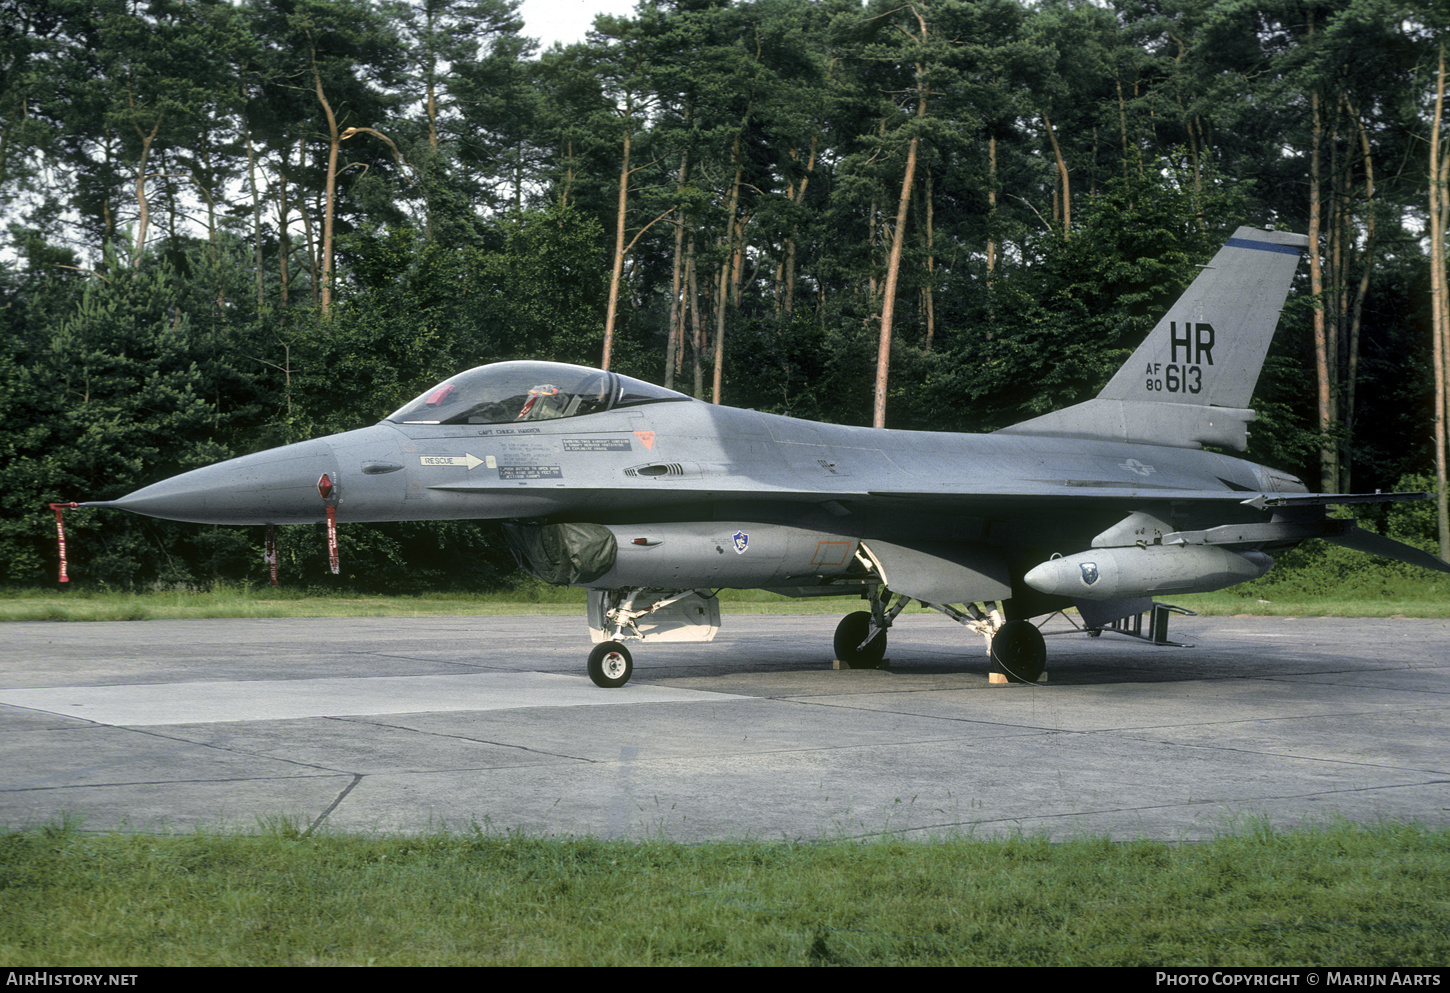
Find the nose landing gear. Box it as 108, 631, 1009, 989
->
588, 641, 633, 688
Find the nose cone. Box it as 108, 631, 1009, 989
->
85, 437, 340, 525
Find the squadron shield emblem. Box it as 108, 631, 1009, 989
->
732, 530, 749, 554
1079, 562, 1100, 587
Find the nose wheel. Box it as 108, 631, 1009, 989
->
588, 641, 633, 688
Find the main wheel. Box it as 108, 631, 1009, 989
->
588, 641, 633, 688
833, 611, 886, 669
990, 620, 1046, 683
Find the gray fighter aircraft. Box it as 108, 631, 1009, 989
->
86, 226, 1450, 687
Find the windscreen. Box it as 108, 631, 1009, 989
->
388, 361, 690, 425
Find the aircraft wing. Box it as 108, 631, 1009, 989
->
432, 477, 1429, 508
431, 478, 1434, 522
853, 487, 1432, 516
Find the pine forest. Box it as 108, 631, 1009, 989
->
3, 0, 1449, 591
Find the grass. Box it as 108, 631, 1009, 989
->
0, 583, 871, 622
3, 558, 1448, 623
0, 584, 582, 622
2, 819, 1446, 966
4, 549, 1444, 965
4, 539, 1448, 621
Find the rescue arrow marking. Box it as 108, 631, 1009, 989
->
419, 454, 487, 470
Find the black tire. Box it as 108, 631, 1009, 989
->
833, 611, 886, 669
588, 641, 633, 688
991, 620, 1046, 683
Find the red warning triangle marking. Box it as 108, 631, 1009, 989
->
634, 431, 655, 450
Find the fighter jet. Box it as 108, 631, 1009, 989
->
85, 226, 1450, 687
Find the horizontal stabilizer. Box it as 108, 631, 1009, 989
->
1325, 527, 1450, 575
1240, 491, 1429, 510
998, 399, 1254, 450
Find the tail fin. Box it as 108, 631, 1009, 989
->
998, 226, 1309, 451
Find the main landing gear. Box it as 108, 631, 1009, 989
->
988, 619, 1047, 683
580, 584, 1048, 688
833, 586, 1047, 683
833, 611, 888, 668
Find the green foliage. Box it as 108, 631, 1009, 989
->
269, 520, 516, 593
1385, 474, 1443, 552
332, 204, 606, 388
0, 259, 234, 586
1, 0, 1446, 591
920, 171, 1248, 431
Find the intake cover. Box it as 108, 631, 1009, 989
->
502, 522, 618, 585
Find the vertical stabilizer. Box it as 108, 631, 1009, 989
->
1096, 226, 1309, 408
998, 226, 1309, 451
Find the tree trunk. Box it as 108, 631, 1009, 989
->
874, 21, 929, 428
1042, 111, 1069, 236
601, 127, 631, 370
712, 144, 743, 405
665, 144, 690, 389
1431, 40, 1450, 559
131, 121, 159, 267
243, 87, 266, 314
311, 45, 341, 318
687, 236, 703, 399
922, 165, 935, 351
986, 133, 998, 281
276, 141, 294, 309
1341, 102, 1377, 492
1309, 81, 1336, 493
874, 130, 918, 428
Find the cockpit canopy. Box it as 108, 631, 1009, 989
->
387, 361, 692, 426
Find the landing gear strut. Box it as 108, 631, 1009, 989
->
833, 586, 911, 669
833, 612, 886, 668
837, 588, 1048, 683
583, 587, 722, 688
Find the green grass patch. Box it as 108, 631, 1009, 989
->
0, 582, 867, 621
0, 583, 580, 622
3, 545, 1447, 621
2, 819, 1447, 965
